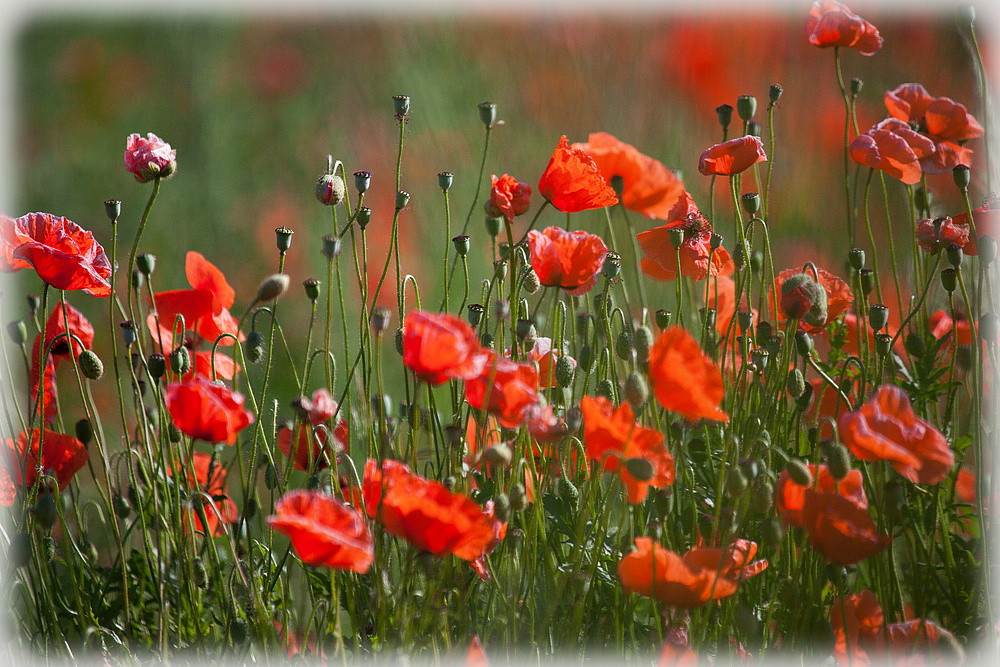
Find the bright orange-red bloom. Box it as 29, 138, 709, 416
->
488, 174, 531, 222
1, 212, 112, 297
402, 310, 486, 385
647, 326, 728, 423
464, 350, 541, 429
580, 396, 674, 504
849, 118, 936, 185
530, 337, 573, 389
772, 266, 853, 333
277, 388, 349, 472
29, 304, 95, 425
839, 385, 953, 485
527, 226, 608, 296
697, 136, 767, 176
362, 459, 501, 561
466, 635, 489, 667
538, 136, 619, 213
151, 251, 242, 346
777, 463, 867, 529
164, 377, 254, 445
637, 191, 733, 282
951, 193, 999, 256
618, 537, 767, 609
805, 1, 883, 55
572, 132, 684, 220
183, 452, 238, 535
929, 309, 975, 348
1, 429, 89, 507
267, 489, 374, 573
799, 487, 891, 564
915, 216, 970, 253
885, 83, 983, 174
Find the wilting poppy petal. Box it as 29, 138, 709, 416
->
538, 136, 619, 213
915, 216, 970, 253
886, 83, 983, 145
839, 385, 953, 485
527, 226, 608, 295
804, 1, 883, 55
698, 136, 767, 176
267, 489, 374, 573
2, 429, 88, 506
165, 377, 255, 445
403, 310, 486, 385
488, 174, 532, 223
648, 326, 727, 422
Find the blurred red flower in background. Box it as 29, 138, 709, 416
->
647, 326, 728, 423
637, 191, 733, 282
1, 212, 112, 297
849, 118, 935, 185
464, 350, 540, 429
929, 309, 975, 348
799, 488, 891, 564
804, 1, 883, 56
267, 489, 373, 572
573, 132, 683, 219
915, 216, 970, 253
165, 377, 254, 445
951, 193, 999, 256
527, 226, 608, 296
277, 388, 349, 472
885, 83, 983, 174
184, 452, 238, 535
538, 136, 619, 213
402, 310, 486, 385
124, 132, 176, 182
698, 136, 767, 176
488, 174, 532, 222
151, 251, 242, 347
1, 429, 89, 507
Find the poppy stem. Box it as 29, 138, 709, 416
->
833, 47, 856, 248
125, 178, 161, 330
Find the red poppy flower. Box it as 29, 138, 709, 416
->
28, 303, 96, 425
469, 498, 508, 581
277, 388, 349, 471
580, 395, 675, 504
800, 487, 891, 564
267, 489, 374, 573
527, 226, 608, 296
839, 385, 953, 485
647, 326, 728, 423
488, 174, 532, 222
849, 118, 936, 185
637, 191, 734, 282
525, 402, 565, 446
830, 589, 884, 667
164, 451, 238, 536
951, 193, 1000, 256
530, 337, 573, 389
151, 251, 242, 346
1, 213, 112, 297
777, 463, 867, 529
885, 83, 983, 174
362, 459, 501, 561
698, 136, 767, 176
929, 309, 976, 348
164, 377, 255, 445
0, 429, 89, 506
464, 350, 541, 429
467, 635, 489, 667
915, 216, 970, 254
572, 132, 684, 220
146, 316, 239, 381
804, 1, 883, 55
618, 537, 767, 609
772, 266, 853, 333
538, 136, 619, 213
402, 310, 487, 385
124, 132, 177, 183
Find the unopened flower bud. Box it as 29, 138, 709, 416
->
794, 330, 813, 356
131, 269, 143, 292
105, 199, 121, 223
113, 493, 131, 519
556, 477, 580, 511
752, 480, 774, 513
726, 467, 748, 497
395, 328, 405, 355
316, 172, 346, 206
79, 349, 104, 381
6, 320, 27, 346
522, 268, 541, 294
781, 273, 828, 327
624, 457, 654, 482
716, 103, 734, 130
485, 215, 503, 238
244, 330, 264, 364
796, 381, 814, 411
255, 274, 290, 303
979, 234, 997, 264
595, 378, 615, 402
493, 493, 511, 523
136, 253, 156, 276
555, 355, 576, 388
483, 443, 512, 467
633, 326, 654, 362
35, 491, 58, 530
786, 459, 813, 487
980, 313, 999, 344
762, 516, 783, 550
509, 483, 527, 512
737, 94, 757, 121
578, 344, 593, 372
169, 345, 191, 375
953, 164, 971, 190
827, 442, 851, 481
494, 299, 510, 322
75, 418, 93, 447
741, 192, 760, 216
624, 371, 648, 409
478, 101, 497, 129
275, 226, 294, 254
393, 94, 410, 117
615, 330, 633, 360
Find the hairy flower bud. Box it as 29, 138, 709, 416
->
316, 172, 346, 206
78, 349, 104, 381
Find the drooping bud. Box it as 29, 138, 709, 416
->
78, 349, 104, 381
35, 491, 58, 530
244, 330, 264, 364
826, 442, 851, 481
555, 355, 576, 389
136, 253, 156, 276
6, 320, 27, 346
633, 325, 654, 362
624, 457, 654, 482
785, 459, 813, 487
168, 345, 191, 376
316, 172, 346, 206
780, 273, 827, 327
255, 274, 290, 303
623, 371, 648, 409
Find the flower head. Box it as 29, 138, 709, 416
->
267, 489, 374, 572
637, 191, 733, 282
527, 226, 608, 296
804, 1, 883, 55
179, 452, 238, 535
277, 388, 349, 472
151, 251, 242, 347
772, 266, 853, 333
618, 537, 767, 609
572, 132, 683, 219
1, 213, 112, 296
647, 326, 728, 423
698, 136, 767, 176
838, 385, 953, 485
488, 175, 532, 222
538, 136, 619, 213
464, 350, 540, 429
124, 132, 177, 183
1, 429, 88, 507
849, 118, 936, 185
915, 216, 970, 254
165, 377, 255, 445
951, 193, 999, 256
777, 463, 867, 528
885, 83, 983, 174
402, 310, 487, 385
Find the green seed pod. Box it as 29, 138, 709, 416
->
624, 457, 654, 482
113, 493, 131, 519
478, 101, 497, 129
725, 467, 748, 497
668, 228, 685, 250
953, 164, 971, 190
978, 234, 997, 264
752, 480, 775, 513
615, 330, 633, 361
716, 103, 734, 130
395, 190, 410, 210
868, 304, 889, 332
353, 170, 371, 194
623, 371, 648, 409
274, 226, 294, 254
168, 346, 191, 376
904, 332, 926, 359
302, 278, 321, 303
509, 483, 527, 512
264, 463, 279, 490
556, 477, 579, 512
493, 493, 511, 523
555, 355, 576, 388
741, 192, 760, 216
769, 83, 784, 103
850, 77, 864, 96
78, 349, 104, 381
884, 480, 907, 522
393, 94, 410, 117
194, 557, 210, 589
595, 378, 616, 402
578, 345, 594, 372
105, 199, 121, 223
602, 254, 621, 280
848, 248, 866, 271
941, 268, 957, 293
737, 94, 757, 121
633, 326, 654, 362
655, 309, 671, 330
765, 335, 783, 358
874, 333, 893, 357
34, 491, 58, 530
785, 459, 813, 487
826, 442, 852, 481
859, 269, 876, 296
43, 534, 56, 560
394, 327, 405, 356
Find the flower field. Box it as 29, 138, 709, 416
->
1, 2, 998, 664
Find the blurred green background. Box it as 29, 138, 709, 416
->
3, 6, 992, 411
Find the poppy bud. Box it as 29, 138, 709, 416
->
484, 215, 503, 238
914, 187, 932, 212
609, 174, 625, 199
275, 226, 294, 254
633, 326, 654, 362
481, 333, 494, 349
68, 420, 91, 451
595, 378, 615, 402
43, 535, 55, 561
755, 320, 773, 342
132, 269, 144, 292
749, 250, 763, 275
615, 330, 633, 360
478, 101, 497, 129
555, 355, 576, 388
394, 327, 405, 355
850, 77, 864, 96
668, 228, 685, 250
263, 463, 279, 490
902, 332, 925, 359
794, 330, 813, 356
392, 94, 410, 117
26, 294, 40, 318
941, 268, 957, 293
446, 235, 469, 260
848, 248, 865, 271
780, 273, 827, 326
244, 330, 264, 364
732, 244, 746, 270
884, 480, 907, 522
438, 171, 453, 192
726, 467, 748, 497
868, 304, 889, 332
6, 320, 27, 346
194, 558, 210, 589
316, 172, 346, 206
746, 121, 761, 137
518, 267, 541, 295
515, 318, 536, 342
354, 170, 372, 194
956, 344, 973, 371
509, 483, 527, 512
494, 299, 510, 322
698, 514, 716, 543
978, 234, 997, 264
601, 254, 621, 280
737, 95, 757, 121
565, 405, 583, 434
953, 164, 971, 190
655, 309, 671, 330
492, 493, 511, 524
134, 252, 156, 277
715, 103, 734, 130
34, 491, 58, 530
371, 307, 392, 334
466, 303, 484, 327
78, 349, 104, 381
624, 371, 648, 409
578, 345, 593, 372
624, 457, 654, 483
556, 477, 579, 511
255, 274, 290, 303
859, 269, 875, 296
874, 333, 893, 357
113, 493, 131, 519
169, 345, 191, 376
761, 516, 783, 550
826, 442, 851, 481
785, 459, 813, 487
769, 83, 784, 104
105, 199, 121, 223
741, 192, 760, 216
980, 313, 999, 344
